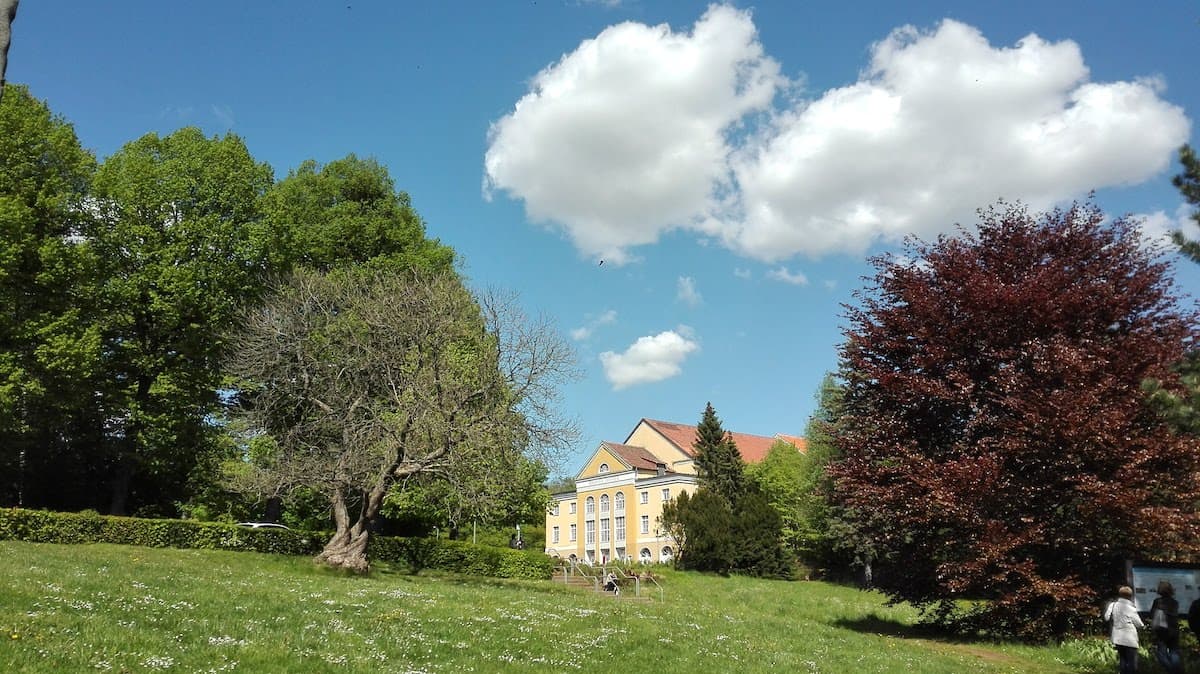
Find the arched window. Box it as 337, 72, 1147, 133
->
598, 463, 609, 474
600, 494, 610, 513
661, 546, 673, 561
614, 492, 625, 511
585, 496, 595, 515
639, 548, 652, 563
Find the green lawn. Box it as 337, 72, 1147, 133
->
0, 541, 1142, 673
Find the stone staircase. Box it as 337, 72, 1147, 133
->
551, 567, 660, 602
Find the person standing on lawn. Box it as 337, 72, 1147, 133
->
1104, 585, 1145, 674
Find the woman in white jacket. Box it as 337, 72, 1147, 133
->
1104, 586, 1145, 674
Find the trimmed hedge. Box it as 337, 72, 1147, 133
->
0, 508, 554, 580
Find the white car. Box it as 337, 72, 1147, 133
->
236, 522, 290, 530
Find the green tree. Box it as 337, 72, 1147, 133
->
226, 269, 577, 572
0, 84, 101, 509
692, 402, 745, 503
90, 127, 274, 515
260, 155, 454, 274
746, 440, 805, 554
661, 489, 736, 574
731, 485, 795, 579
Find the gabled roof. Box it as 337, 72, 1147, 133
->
602, 442, 669, 473
636, 418, 804, 464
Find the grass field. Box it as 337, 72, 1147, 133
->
0, 540, 1159, 673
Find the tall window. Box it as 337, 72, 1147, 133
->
615, 516, 625, 542
600, 518, 610, 543
600, 494, 609, 514
552, 526, 559, 543
615, 492, 625, 512
585, 520, 595, 544
640, 515, 649, 534
551, 503, 559, 516
640, 491, 649, 504
569, 502, 576, 514
661, 488, 670, 501
570, 524, 577, 542
585, 496, 594, 515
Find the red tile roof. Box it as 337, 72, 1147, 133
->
638, 418, 804, 464
603, 442, 669, 472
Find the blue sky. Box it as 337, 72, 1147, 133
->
11, 1, 1200, 476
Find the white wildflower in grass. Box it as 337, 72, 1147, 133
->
142, 655, 175, 669
207, 635, 248, 647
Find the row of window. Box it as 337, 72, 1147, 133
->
551, 488, 672, 516
551, 515, 653, 544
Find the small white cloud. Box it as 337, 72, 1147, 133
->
600, 330, 700, 390
677, 276, 702, 306
1133, 204, 1197, 249
570, 309, 618, 341
823, 279, 837, 290
733, 267, 752, 279
767, 266, 809, 286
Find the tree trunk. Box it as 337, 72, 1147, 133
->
314, 484, 388, 573
263, 495, 282, 523
108, 461, 132, 516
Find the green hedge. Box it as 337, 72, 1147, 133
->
0, 508, 554, 580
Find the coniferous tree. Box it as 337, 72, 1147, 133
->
693, 402, 745, 504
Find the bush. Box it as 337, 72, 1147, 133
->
0, 508, 554, 580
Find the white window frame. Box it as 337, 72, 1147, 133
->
600, 518, 610, 544
569, 502, 576, 514
640, 515, 649, 534
615, 492, 625, 512
551, 526, 559, 543
551, 504, 559, 516
661, 488, 670, 501
585, 520, 595, 544
615, 516, 625, 542
598, 463, 609, 474
569, 523, 577, 542
640, 491, 649, 504
585, 496, 595, 516
600, 494, 609, 514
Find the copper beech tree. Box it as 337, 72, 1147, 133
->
226, 268, 578, 573
830, 202, 1200, 638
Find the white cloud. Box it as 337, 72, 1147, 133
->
1133, 204, 1197, 250
766, 266, 809, 286
486, 12, 1189, 262
484, 5, 782, 264
570, 309, 617, 341
599, 330, 699, 389
211, 104, 235, 129
733, 267, 752, 279
677, 276, 702, 306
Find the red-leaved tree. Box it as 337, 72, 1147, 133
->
830, 201, 1200, 639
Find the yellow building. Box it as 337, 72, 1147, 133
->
544, 418, 805, 564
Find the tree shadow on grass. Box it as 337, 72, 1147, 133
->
834, 613, 945, 641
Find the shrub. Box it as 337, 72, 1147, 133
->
0, 508, 554, 580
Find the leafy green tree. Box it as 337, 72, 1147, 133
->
0, 84, 101, 509
693, 402, 745, 503
746, 440, 804, 553
226, 269, 577, 572
90, 127, 274, 515
832, 201, 1200, 639
260, 155, 454, 274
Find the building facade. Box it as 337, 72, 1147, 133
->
545, 418, 805, 564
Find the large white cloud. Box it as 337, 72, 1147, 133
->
599, 330, 699, 389
484, 5, 781, 264
485, 10, 1190, 262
